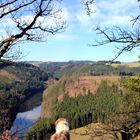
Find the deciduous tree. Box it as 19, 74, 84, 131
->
86, 0, 140, 61
0, 0, 65, 59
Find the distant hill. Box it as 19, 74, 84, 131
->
33, 61, 140, 78
29, 60, 96, 78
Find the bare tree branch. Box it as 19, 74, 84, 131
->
88, 0, 140, 61
83, 0, 95, 16
0, 0, 17, 9
0, 0, 66, 59
90, 25, 140, 61
0, 0, 36, 19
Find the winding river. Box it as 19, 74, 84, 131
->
8, 88, 44, 139
10, 105, 41, 138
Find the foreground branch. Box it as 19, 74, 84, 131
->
0, 0, 66, 59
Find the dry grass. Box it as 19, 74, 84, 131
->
112, 62, 140, 68
60, 75, 120, 99
0, 70, 17, 80
70, 123, 121, 140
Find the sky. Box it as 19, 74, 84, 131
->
17, 0, 140, 62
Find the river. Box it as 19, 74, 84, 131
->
10, 105, 41, 139
9, 89, 44, 139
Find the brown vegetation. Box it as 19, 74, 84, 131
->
0, 70, 17, 81
41, 75, 120, 118
70, 123, 140, 140
57, 76, 120, 101
111, 62, 140, 68
70, 123, 121, 140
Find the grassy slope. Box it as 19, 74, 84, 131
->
70, 123, 121, 140
0, 69, 17, 83
112, 62, 140, 68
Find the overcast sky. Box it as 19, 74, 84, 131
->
20, 0, 140, 62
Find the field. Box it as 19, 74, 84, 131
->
112, 62, 140, 67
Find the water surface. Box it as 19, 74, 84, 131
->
10, 106, 41, 138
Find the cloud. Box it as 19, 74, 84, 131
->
50, 33, 77, 41
76, 12, 93, 27
92, 11, 132, 26
76, 0, 139, 27
0, 1, 69, 34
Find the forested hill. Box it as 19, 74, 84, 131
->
26, 61, 140, 140
30, 61, 140, 78
40, 61, 140, 118
0, 60, 49, 133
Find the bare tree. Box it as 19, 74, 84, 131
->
86, 0, 140, 61
83, 0, 95, 16
91, 25, 140, 61
0, 0, 66, 59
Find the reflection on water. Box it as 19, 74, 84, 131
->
19, 91, 43, 112
10, 106, 41, 138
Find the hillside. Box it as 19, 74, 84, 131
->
0, 60, 49, 133
27, 74, 140, 140
25, 61, 140, 140
41, 75, 120, 118
70, 123, 121, 140
36, 61, 140, 79
41, 61, 140, 118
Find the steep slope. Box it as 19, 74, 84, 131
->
41, 61, 140, 118
26, 62, 140, 140
41, 75, 120, 118
0, 60, 49, 133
